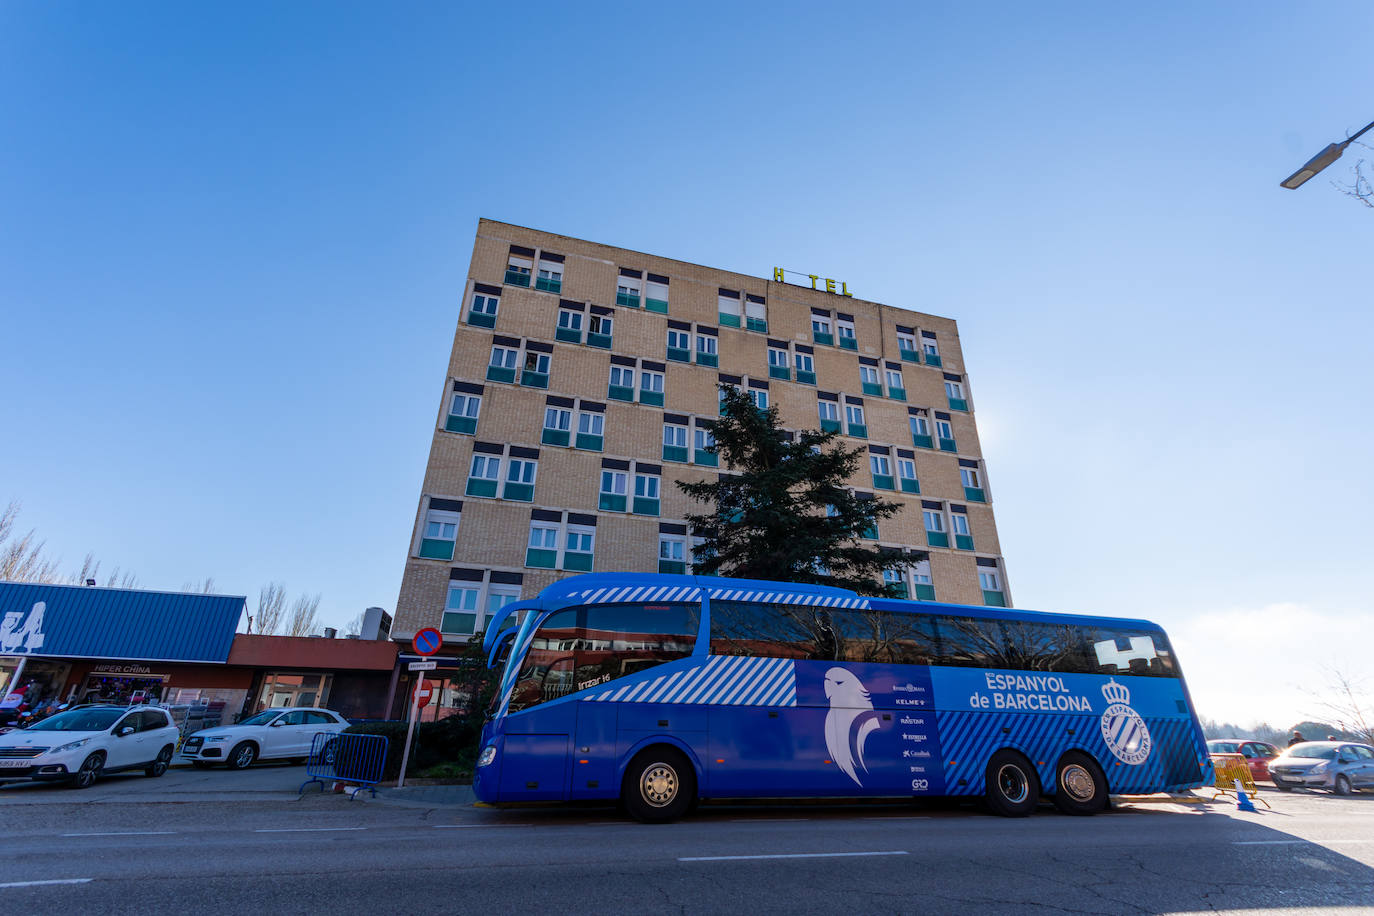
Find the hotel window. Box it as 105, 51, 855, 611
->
616, 271, 642, 308
979, 559, 1006, 607
535, 255, 563, 293
812, 313, 833, 345
505, 253, 532, 287
921, 331, 942, 366
845, 401, 867, 438
744, 294, 767, 332
555, 307, 583, 343
860, 365, 882, 396
466, 453, 501, 498
896, 328, 919, 362
748, 386, 768, 410
794, 351, 816, 385
521, 350, 551, 388
667, 328, 691, 362
885, 367, 906, 400
768, 347, 789, 380
587, 312, 613, 348
869, 453, 894, 490
936, 416, 957, 452
564, 524, 595, 571
960, 462, 985, 502
912, 559, 935, 601
945, 376, 967, 411
442, 583, 480, 635
694, 425, 717, 466
608, 364, 636, 401
663, 421, 689, 462
883, 568, 906, 598
633, 471, 661, 516
467, 291, 499, 328
909, 410, 933, 449
640, 367, 666, 407
487, 345, 519, 383
486, 586, 522, 627
419, 503, 460, 560
836, 316, 857, 350
897, 455, 920, 493
576, 409, 605, 450
645, 274, 670, 313
526, 523, 559, 569
695, 332, 718, 367
951, 509, 973, 551
923, 504, 948, 548
818, 398, 840, 433
542, 406, 572, 447
718, 289, 742, 328
658, 534, 687, 574
445, 389, 481, 435
599, 469, 628, 512
503, 457, 537, 502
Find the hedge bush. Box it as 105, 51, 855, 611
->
345, 716, 482, 782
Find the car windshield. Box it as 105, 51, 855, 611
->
25, 708, 124, 732
1287, 743, 1337, 759
237, 711, 281, 727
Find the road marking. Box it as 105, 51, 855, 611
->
253, 827, 367, 833
431, 824, 534, 829
61, 831, 177, 838
730, 817, 812, 822
0, 878, 94, 888
1233, 840, 1370, 846
679, 850, 909, 862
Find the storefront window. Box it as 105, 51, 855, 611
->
256, 672, 333, 710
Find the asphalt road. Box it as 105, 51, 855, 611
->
1, 767, 1371, 914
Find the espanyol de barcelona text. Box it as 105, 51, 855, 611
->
971, 673, 1094, 712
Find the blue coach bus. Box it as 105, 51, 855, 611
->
474, 573, 1210, 822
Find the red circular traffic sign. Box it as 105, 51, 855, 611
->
414, 682, 434, 709
412, 627, 442, 656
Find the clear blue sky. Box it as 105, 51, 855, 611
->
3, 2, 1371, 727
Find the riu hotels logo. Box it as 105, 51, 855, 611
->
772, 267, 854, 297
0, 601, 46, 654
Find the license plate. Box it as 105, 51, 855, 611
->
0, 759, 32, 768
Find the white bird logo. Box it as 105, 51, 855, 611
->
824, 667, 880, 787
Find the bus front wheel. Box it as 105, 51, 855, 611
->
1052, 751, 1108, 815
622, 747, 696, 824
985, 749, 1040, 817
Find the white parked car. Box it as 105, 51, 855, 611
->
180, 707, 349, 770
0, 705, 180, 789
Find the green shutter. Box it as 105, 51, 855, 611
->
525, 548, 557, 569
418, 538, 454, 560
465, 478, 498, 498
445, 416, 477, 435
542, 429, 570, 447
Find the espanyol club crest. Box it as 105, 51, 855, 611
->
1099, 679, 1152, 765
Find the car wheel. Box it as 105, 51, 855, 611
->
70, 752, 104, 789
1334, 775, 1353, 796
315, 737, 340, 768
226, 742, 257, 770
145, 745, 174, 777
1052, 750, 1109, 816
621, 746, 696, 823
191, 761, 214, 770
984, 749, 1040, 817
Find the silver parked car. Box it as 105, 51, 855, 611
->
1269, 741, 1374, 795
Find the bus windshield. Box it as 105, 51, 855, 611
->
507, 602, 698, 713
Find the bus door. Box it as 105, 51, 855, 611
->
571, 701, 617, 799
498, 655, 573, 801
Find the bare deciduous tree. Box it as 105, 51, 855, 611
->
72, 553, 139, 589
1, 501, 61, 583
285, 593, 321, 638
343, 612, 364, 638
1334, 141, 1374, 208
255, 582, 287, 636
1309, 668, 1374, 744
180, 577, 217, 594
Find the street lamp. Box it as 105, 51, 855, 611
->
1280, 118, 1374, 189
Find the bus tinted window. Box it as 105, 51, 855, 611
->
709, 601, 835, 659
1083, 628, 1176, 677
508, 603, 698, 712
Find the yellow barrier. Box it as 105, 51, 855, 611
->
1211, 753, 1270, 808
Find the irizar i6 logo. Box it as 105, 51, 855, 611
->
1099, 679, 1152, 765
823, 667, 882, 786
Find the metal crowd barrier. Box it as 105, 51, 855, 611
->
1210, 752, 1270, 808
299, 731, 389, 799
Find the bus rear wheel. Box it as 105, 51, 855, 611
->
1052, 751, 1108, 815
622, 747, 696, 824
984, 749, 1040, 817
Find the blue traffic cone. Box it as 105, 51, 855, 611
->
1234, 779, 1257, 813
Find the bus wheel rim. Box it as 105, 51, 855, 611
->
641, 764, 678, 807
1062, 764, 1095, 801
997, 764, 1028, 804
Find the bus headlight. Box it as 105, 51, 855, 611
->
477, 745, 497, 768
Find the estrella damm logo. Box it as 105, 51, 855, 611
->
1099, 679, 1152, 766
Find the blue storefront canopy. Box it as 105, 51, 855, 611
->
0, 581, 245, 663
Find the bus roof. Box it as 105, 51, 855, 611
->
536, 573, 1165, 633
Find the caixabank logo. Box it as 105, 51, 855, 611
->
1099, 679, 1152, 765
